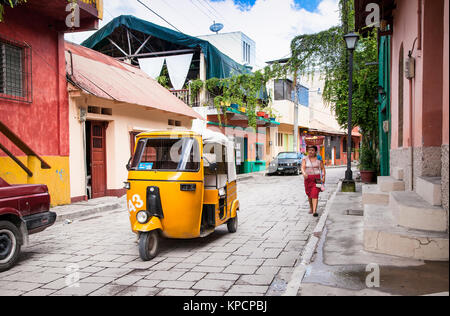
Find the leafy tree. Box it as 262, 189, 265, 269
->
272, 0, 379, 165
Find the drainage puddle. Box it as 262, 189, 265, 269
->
302, 228, 449, 296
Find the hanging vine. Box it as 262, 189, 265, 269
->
270, 0, 379, 161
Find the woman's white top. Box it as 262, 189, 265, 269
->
304, 157, 321, 175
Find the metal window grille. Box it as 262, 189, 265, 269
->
0, 37, 32, 103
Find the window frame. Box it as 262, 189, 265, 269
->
0, 36, 32, 103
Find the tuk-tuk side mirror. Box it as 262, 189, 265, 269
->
209, 163, 218, 173
126, 157, 132, 171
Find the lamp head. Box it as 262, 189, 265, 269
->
344, 32, 359, 50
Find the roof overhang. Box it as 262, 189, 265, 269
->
20, 0, 101, 32
355, 0, 396, 35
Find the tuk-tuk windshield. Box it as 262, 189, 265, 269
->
130, 138, 200, 172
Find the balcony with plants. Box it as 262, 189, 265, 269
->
167, 70, 281, 129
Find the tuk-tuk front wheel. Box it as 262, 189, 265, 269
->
227, 215, 238, 233
139, 230, 160, 261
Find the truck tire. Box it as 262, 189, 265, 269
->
0, 221, 22, 272
139, 230, 160, 261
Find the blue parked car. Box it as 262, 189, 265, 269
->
267, 152, 304, 176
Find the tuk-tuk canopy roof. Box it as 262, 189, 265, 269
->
81, 15, 251, 79
201, 129, 230, 146
135, 129, 237, 183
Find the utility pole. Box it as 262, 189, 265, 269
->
293, 70, 299, 152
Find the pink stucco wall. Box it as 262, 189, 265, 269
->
390, 0, 446, 150
391, 0, 421, 149
443, 0, 449, 146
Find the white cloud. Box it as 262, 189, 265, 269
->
66, 0, 339, 69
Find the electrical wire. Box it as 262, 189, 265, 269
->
136, 0, 183, 33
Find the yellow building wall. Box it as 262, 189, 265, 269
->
0, 156, 71, 206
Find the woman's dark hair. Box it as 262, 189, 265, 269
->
306, 145, 318, 152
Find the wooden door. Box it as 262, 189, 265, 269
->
90, 121, 107, 199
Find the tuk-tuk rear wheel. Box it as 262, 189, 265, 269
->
227, 215, 238, 233
139, 230, 159, 261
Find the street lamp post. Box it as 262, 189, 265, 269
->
342, 32, 359, 192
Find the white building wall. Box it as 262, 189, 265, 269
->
68, 94, 192, 199
301, 75, 343, 132
197, 32, 256, 69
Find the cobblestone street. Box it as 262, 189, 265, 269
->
0, 168, 343, 296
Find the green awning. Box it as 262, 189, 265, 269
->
81, 15, 251, 79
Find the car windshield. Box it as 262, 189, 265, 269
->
278, 153, 298, 159
130, 138, 200, 171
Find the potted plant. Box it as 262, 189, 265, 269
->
359, 143, 377, 183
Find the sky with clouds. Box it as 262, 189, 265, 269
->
67, 0, 340, 69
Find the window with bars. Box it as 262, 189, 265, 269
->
0, 38, 32, 103
277, 133, 284, 147
274, 79, 293, 101
242, 41, 251, 65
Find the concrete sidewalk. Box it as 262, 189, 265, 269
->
52, 196, 126, 223
299, 181, 449, 296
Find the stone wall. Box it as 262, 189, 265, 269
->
390, 148, 413, 190
442, 145, 449, 230
391, 146, 442, 191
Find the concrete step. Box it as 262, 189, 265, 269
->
390, 191, 448, 232
416, 177, 442, 206
392, 167, 404, 181
378, 176, 405, 193
362, 185, 390, 206
364, 204, 449, 261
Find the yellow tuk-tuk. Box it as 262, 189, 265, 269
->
125, 130, 240, 261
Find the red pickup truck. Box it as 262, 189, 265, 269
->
0, 177, 56, 272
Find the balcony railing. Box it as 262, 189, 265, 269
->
171, 89, 214, 108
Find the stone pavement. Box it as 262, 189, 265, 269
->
300, 182, 450, 296
0, 168, 343, 296
50, 171, 264, 224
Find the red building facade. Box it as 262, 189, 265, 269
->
0, 0, 101, 205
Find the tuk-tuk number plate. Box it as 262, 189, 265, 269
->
128, 194, 144, 212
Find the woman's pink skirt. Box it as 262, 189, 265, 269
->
305, 175, 321, 199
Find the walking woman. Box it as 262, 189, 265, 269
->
301, 145, 326, 217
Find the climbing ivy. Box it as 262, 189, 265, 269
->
271, 0, 379, 160
189, 79, 204, 105
189, 69, 274, 129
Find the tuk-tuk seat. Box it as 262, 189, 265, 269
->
205, 174, 228, 190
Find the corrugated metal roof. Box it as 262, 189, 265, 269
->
65, 41, 203, 120
81, 15, 251, 79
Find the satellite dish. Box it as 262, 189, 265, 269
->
210, 22, 224, 34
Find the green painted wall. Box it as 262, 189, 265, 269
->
379, 35, 391, 176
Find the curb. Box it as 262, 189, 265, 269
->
237, 171, 266, 182
54, 201, 125, 223
283, 180, 342, 296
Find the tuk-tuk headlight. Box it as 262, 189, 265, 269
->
137, 211, 150, 224
124, 182, 131, 190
